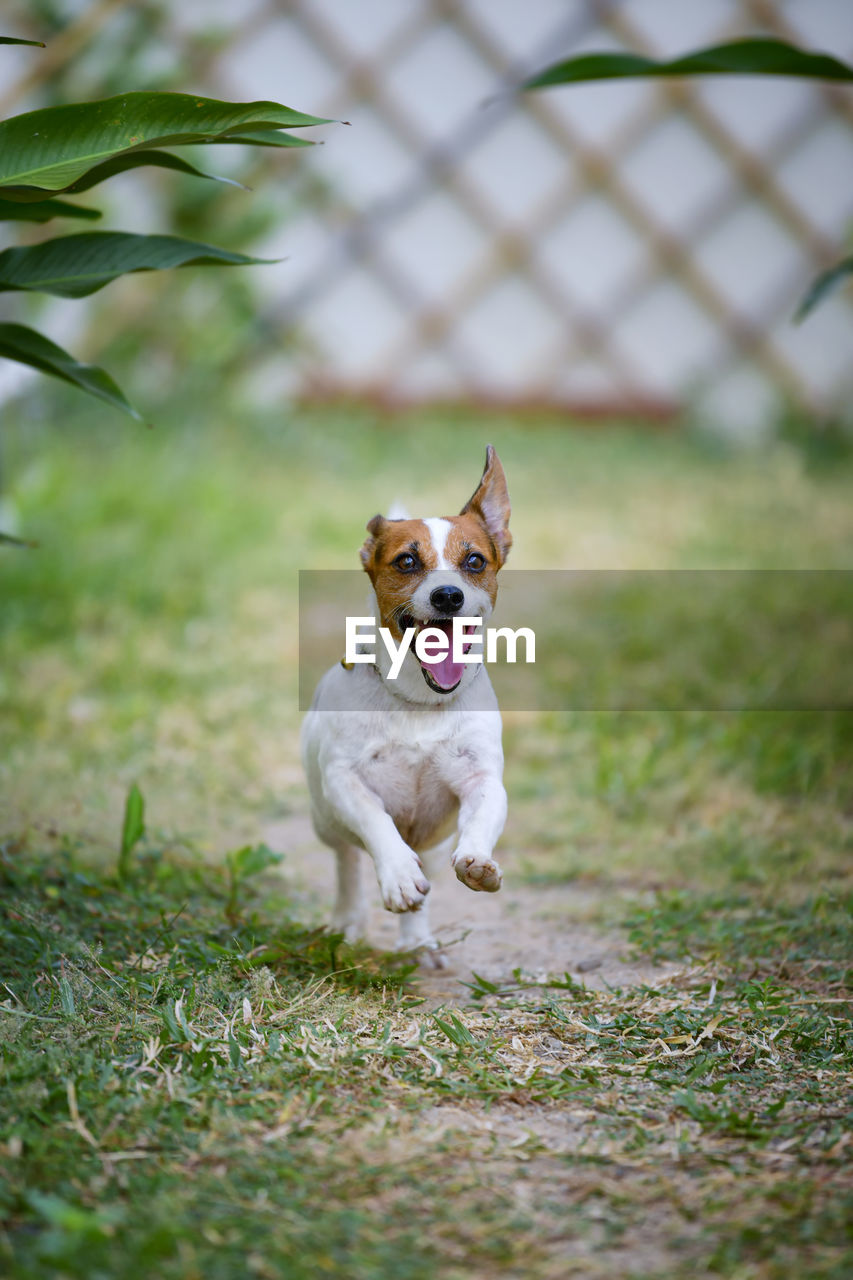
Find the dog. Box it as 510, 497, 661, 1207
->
301, 445, 512, 960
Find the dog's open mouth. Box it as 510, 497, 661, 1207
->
399, 613, 477, 694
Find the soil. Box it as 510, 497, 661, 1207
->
262, 813, 673, 1006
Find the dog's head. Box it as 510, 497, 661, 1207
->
360, 445, 511, 702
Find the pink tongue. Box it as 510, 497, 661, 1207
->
420, 621, 465, 689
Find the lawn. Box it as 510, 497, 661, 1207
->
1, 390, 851, 1278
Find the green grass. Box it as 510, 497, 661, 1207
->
2, 390, 852, 1277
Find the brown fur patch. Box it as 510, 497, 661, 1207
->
362, 515, 502, 638
359, 448, 511, 638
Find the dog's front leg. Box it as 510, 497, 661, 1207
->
322, 763, 430, 912
451, 773, 507, 893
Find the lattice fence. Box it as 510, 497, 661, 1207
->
8, 0, 853, 427
205, 0, 853, 426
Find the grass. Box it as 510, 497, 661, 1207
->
1, 388, 852, 1277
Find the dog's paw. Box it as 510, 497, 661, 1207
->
395, 936, 450, 969
453, 853, 503, 893
418, 944, 450, 970
379, 856, 431, 913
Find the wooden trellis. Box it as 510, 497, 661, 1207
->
9, 0, 853, 421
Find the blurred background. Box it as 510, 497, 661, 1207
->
1, 0, 853, 437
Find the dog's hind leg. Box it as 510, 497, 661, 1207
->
330, 843, 369, 943
396, 901, 447, 969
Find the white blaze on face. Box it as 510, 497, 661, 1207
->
422, 517, 453, 570
405, 515, 493, 628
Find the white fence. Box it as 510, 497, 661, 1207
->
6, 0, 853, 429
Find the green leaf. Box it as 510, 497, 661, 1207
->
174, 996, 193, 1042
0, 530, 37, 548
0, 196, 100, 221
433, 1013, 478, 1047
0, 322, 140, 418
464, 970, 501, 995
525, 38, 853, 90
209, 129, 315, 149
27, 1191, 125, 1239
0, 91, 333, 196
0, 35, 45, 46
160, 1003, 182, 1042
58, 977, 76, 1017
226, 843, 283, 883
61, 148, 249, 193
794, 256, 853, 322
0, 231, 275, 298
224, 843, 282, 921
118, 783, 145, 881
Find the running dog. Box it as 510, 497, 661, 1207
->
301, 446, 512, 959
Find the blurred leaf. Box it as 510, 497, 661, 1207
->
58, 977, 76, 1016
0, 529, 37, 548
0, 231, 275, 298
27, 1190, 125, 1239
63, 149, 249, 193
0, 91, 333, 197
795, 256, 853, 322
0, 35, 45, 46
174, 995, 193, 1041
0, 322, 140, 418
0, 196, 100, 221
118, 783, 145, 881
225, 843, 283, 920
525, 38, 853, 90
226, 843, 283, 883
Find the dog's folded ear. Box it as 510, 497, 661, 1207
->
460, 444, 512, 564
360, 514, 386, 570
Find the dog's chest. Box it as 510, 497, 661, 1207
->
356, 739, 458, 850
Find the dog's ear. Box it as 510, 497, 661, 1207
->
460, 445, 512, 564
360, 514, 386, 571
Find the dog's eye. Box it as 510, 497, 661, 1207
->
464, 552, 486, 572
393, 552, 419, 572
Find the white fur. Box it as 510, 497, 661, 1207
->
369, 576, 492, 706
422, 516, 452, 569
301, 572, 507, 959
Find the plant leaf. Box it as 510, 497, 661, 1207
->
0, 322, 140, 418
0, 35, 45, 46
118, 783, 145, 881
226, 844, 283, 883
433, 1013, 478, 1047
0, 231, 275, 298
0, 530, 37, 547
794, 256, 853, 322
0, 91, 333, 196
0, 196, 100, 221
209, 129, 315, 148
525, 38, 853, 90
62, 148, 248, 193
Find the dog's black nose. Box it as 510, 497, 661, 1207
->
429, 585, 465, 614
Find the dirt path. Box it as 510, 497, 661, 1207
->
263, 813, 672, 1005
